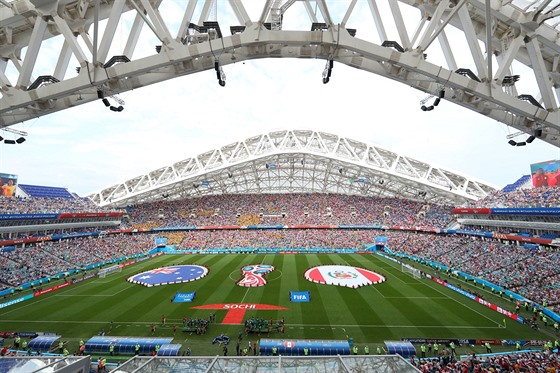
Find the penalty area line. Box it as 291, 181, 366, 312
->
376, 254, 501, 327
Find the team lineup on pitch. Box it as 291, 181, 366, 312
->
0, 252, 553, 357
128, 263, 387, 324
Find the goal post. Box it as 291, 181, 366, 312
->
98, 264, 122, 278
402, 263, 422, 279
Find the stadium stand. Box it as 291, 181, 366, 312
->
0, 192, 558, 306
468, 186, 560, 208
502, 175, 532, 193
0, 195, 117, 214
125, 193, 455, 228
0, 188, 559, 371
17, 184, 75, 199
412, 351, 560, 372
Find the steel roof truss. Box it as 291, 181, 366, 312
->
367, 0, 388, 43
16, 16, 47, 89
52, 15, 88, 66
388, 0, 411, 50
457, 5, 488, 81
525, 36, 558, 110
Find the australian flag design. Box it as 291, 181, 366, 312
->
127, 265, 208, 287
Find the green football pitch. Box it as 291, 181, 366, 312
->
0, 253, 551, 357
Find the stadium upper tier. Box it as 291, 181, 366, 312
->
126, 193, 454, 230
0, 195, 118, 214
468, 185, 560, 208
87, 129, 497, 208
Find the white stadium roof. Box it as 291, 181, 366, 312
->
87, 129, 497, 207
2, 0, 560, 146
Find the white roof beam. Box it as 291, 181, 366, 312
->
123, 12, 145, 58
177, 0, 198, 42
388, 0, 411, 50
457, 5, 488, 81
367, 0, 388, 43
16, 16, 47, 88
97, 0, 127, 64
525, 36, 558, 110
494, 35, 524, 83
228, 0, 251, 25
416, 0, 467, 52
340, 0, 358, 28
52, 15, 89, 66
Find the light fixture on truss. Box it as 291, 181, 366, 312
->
420, 88, 445, 111
1, 127, 28, 144
97, 90, 124, 112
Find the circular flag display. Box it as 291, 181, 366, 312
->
128, 265, 208, 287
304, 265, 385, 287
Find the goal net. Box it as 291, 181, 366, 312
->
98, 265, 122, 278
402, 263, 422, 279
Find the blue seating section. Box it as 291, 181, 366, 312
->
18, 184, 74, 199
28, 336, 60, 352
385, 341, 416, 358
157, 344, 182, 356
0, 359, 19, 372
502, 175, 531, 192
85, 336, 173, 355
259, 339, 350, 356
540, 233, 559, 239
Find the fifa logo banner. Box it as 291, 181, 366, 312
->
237, 264, 275, 287
290, 291, 310, 302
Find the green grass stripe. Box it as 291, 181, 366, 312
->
0, 252, 554, 356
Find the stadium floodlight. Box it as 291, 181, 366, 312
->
3, 127, 28, 136
381, 40, 405, 53
508, 140, 517, 146
322, 60, 333, 84
4, 139, 16, 144
516, 141, 526, 146
311, 22, 328, 31
526, 135, 536, 143
215, 62, 226, 87
103, 55, 131, 68
534, 128, 543, 137
16, 137, 26, 144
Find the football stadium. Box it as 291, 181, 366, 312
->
2, 1, 560, 373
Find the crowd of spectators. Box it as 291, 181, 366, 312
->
469, 186, 560, 208
413, 350, 559, 372
177, 229, 380, 250
1, 193, 558, 311
0, 234, 156, 290
386, 231, 560, 307
126, 193, 455, 229
0, 195, 118, 214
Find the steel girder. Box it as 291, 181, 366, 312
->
112, 354, 421, 372
86, 129, 496, 207
1, 0, 560, 145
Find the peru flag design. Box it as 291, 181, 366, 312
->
304, 265, 385, 287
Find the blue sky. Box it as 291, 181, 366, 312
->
1, 1, 559, 196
